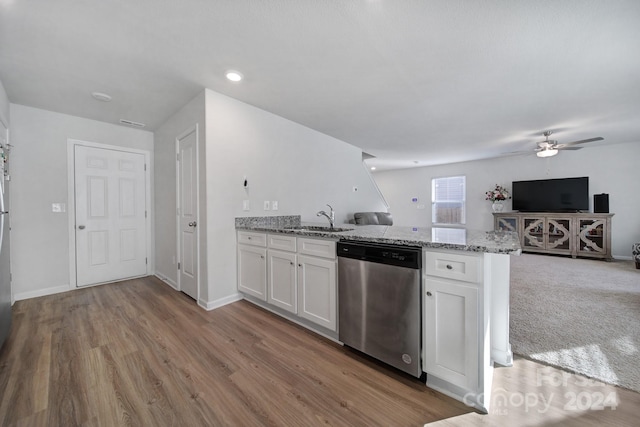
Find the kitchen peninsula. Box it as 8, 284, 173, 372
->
236, 215, 520, 412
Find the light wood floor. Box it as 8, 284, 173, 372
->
0, 277, 638, 426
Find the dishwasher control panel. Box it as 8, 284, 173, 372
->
337, 241, 421, 269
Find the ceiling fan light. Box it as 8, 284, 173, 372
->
537, 148, 558, 158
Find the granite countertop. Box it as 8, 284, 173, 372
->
235, 216, 521, 255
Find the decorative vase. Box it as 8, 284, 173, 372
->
492, 201, 504, 212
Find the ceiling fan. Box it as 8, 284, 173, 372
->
532, 131, 604, 158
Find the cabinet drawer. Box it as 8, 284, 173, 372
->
424, 251, 480, 283
268, 234, 297, 252
237, 231, 267, 247
297, 238, 336, 259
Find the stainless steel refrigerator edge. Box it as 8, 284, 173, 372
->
338, 242, 422, 377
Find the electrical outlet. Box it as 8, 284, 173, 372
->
263, 201, 270, 211
242, 200, 250, 211
52, 203, 66, 213
272, 201, 278, 211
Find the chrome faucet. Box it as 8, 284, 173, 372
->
317, 204, 335, 229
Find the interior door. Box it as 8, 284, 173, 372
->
177, 127, 198, 300
75, 145, 147, 287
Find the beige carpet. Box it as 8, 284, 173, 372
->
509, 253, 640, 393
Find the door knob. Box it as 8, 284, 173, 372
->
188, 221, 197, 227
426, 291, 432, 296
78, 225, 86, 230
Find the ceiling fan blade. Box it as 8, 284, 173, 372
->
501, 150, 533, 156
557, 146, 582, 151
561, 137, 604, 147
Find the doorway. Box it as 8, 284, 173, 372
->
71, 142, 150, 287
176, 125, 199, 300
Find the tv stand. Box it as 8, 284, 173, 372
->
494, 212, 613, 260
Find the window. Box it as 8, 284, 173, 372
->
432, 175, 466, 225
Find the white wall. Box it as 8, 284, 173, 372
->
0, 79, 9, 125
153, 92, 208, 301
203, 89, 386, 303
373, 141, 640, 259
151, 89, 386, 307
10, 104, 154, 299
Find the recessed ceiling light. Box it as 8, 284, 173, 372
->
92, 92, 112, 102
370, 166, 376, 170
225, 70, 243, 82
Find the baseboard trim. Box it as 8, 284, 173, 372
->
14, 284, 73, 301
492, 344, 514, 367
198, 293, 244, 311
154, 273, 178, 290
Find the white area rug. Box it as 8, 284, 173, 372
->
509, 253, 640, 393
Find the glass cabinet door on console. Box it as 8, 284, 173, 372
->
522, 217, 545, 250
495, 216, 517, 232
577, 218, 607, 257
521, 216, 572, 255
546, 218, 571, 252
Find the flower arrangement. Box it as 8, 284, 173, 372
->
485, 184, 511, 202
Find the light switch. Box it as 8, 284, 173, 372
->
272, 201, 278, 211
263, 201, 270, 211
242, 200, 250, 211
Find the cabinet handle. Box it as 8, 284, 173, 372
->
426, 291, 432, 297
290, 262, 294, 266
247, 236, 252, 240
446, 264, 453, 270
260, 255, 264, 259
298, 264, 302, 267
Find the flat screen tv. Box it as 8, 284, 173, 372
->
512, 177, 589, 212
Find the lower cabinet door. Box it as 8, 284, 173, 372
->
297, 255, 337, 331
268, 250, 297, 313
424, 277, 478, 390
237, 245, 267, 300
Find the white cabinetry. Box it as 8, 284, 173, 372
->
298, 254, 337, 331
267, 235, 297, 313
237, 231, 267, 300
297, 238, 337, 331
237, 232, 337, 333
423, 250, 490, 412
424, 277, 478, 389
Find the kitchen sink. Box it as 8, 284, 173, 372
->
285, 226, 353, 233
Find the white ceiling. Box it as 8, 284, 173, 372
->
1, 0, 639, 170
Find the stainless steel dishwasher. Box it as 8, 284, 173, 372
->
338, 241, 422, 377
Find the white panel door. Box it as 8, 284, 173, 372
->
177, 127, 198, 300
75, 146, 147, 287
